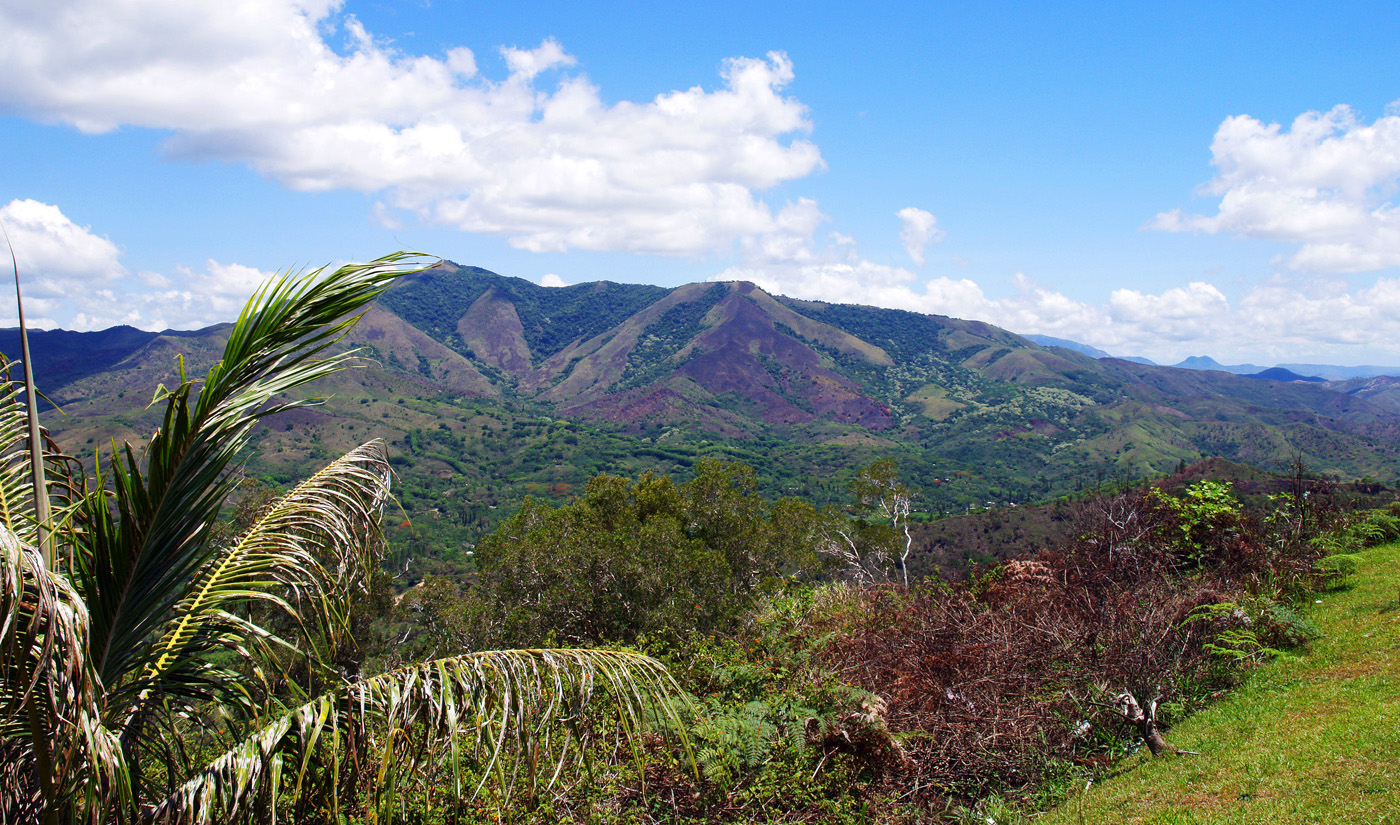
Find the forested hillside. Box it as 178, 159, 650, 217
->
17, 260, 1400, 576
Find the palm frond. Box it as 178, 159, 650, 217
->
72, 253, 427, 691
0, 370, 80, 553
149, 649, 693, 825
0, 376, 38, 543
122, 440, 392, 717
3, 219, 54, 572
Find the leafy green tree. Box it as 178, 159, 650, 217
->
1, 255, 687, 823
475, 472, 719, 646
683, 460, 774, 598
1155, 479, 1242, 565
472, 460, 823, 648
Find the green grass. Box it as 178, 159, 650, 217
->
1040, 541, 1400, 825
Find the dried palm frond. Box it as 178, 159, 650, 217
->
0, 528, 128, 824
150, 648, 692, 824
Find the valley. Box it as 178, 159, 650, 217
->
15, 261, 1400, 575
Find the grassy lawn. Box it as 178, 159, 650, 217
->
1040, 541, 1400, 825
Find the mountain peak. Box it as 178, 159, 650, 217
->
1175, 355, 1227, 371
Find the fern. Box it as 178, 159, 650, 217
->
1262, 601, 1322, 646
1186, 599, 1312, 664
690, 695, 825, 790
1316, 553, 1362, 582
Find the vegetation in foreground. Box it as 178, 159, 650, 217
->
1039, 538, 1400, 825
374, 453, 1398, 821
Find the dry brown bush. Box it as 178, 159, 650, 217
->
813, 482, 1324, 803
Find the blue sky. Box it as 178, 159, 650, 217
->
3, 1, 1400, 366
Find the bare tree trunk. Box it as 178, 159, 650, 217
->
1110, 691, 1196, 756
1115, 693, 1169, 755
899, 515, 912, 589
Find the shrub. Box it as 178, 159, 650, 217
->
805, 475, 1330, 812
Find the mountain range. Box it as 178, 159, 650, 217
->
1022, 335, 1400, 381
10, 262, 1400, 545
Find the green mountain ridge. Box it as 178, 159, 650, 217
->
14, 261, 1400, 566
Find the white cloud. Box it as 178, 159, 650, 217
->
0, 199, 276, 331
1105, 282, 1231, 341
896, 207, 943, 266
716, 219, 991, 320
44, 258, 278, 332
0, 199, 124, 285
954, 274, 1400, 363
501, 39, 575, 80
372, 201, 403, 230
714, 206, 1400, 364
0, 198, 126, 328
540, 273, 568, 287
0, 1, 824, 257
1152, 103, 1400, 273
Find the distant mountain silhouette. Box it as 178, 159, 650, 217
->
1022, 334, 1156, 365
1245, 367, 1324, 383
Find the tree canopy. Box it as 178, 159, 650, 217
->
471, 460, 829, 648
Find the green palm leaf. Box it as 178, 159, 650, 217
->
127, 439, 392, 717
74, 254, 421, 694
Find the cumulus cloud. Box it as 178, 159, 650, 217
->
740, 259, 1400, 362
897, 207, 943, 266
1008, 275, 1400, 362
716, 216, 993, 322
539, 273, 569, 287
0, 199, 125, 326
0, 0, 824, 257
0, 199, 124, 283
714, 207, 1400, 364
47, 257, 278, 332
717, 256, 991, 321
0, 199, 275, 330
1152, 103, 1400, 273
